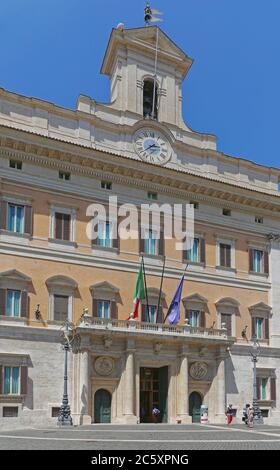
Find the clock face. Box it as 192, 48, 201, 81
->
134, 129, 171, 165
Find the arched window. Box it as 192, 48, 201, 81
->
143, 79, 158, 119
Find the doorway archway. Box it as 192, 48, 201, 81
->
189, 391, 202, 423
94, 389, 112, 423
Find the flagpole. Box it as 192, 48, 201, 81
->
156, 255, 165, 323
163, 264, 188, 324
152, 26, 159, 119
141, 255, 150, 323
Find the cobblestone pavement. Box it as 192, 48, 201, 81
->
0, 423, 280, 450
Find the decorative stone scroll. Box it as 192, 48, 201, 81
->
94, 356, 114, 376
189, 361, 208, 380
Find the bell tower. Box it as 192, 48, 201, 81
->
100, 26, 193, 128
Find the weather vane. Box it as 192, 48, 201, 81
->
144, 2, 163, 26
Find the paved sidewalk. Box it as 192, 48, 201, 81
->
0, 423, 280, 450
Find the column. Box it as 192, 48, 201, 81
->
124, 339, 137, 423
214, 349, 226, 423
78, 349, 91, 425
176, 350, 192, 423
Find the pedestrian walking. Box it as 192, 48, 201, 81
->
226, 404, 234, 425
242, 403, 250, 426
248, 406, 254, 428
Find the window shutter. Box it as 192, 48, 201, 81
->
157, 306, 163, 324
54, 295, 68, 322
249, 249, 254, 272
141, 304, 147, 322
0, 201, 7, 230
21, 291, 28, 318
185, 309, 191, 322
226, 246, 231, 268
264, 318, 269, 340
158, 230, 164, 256
92, 298, 98, 317
220, 244, 225, 266
110, 301, 118, 320
24, 206, 33, 235
20, 366, 28, 395
63, 214, 70, 241
0, 288, 6, 316
264, 251, 269, 275
0, 365, 2, 394
200, 311, 206, 328
200, 239, 206, 264
113, 219, 119, 250
251, 317, 256, 339
270, 377, 276, 401
55, 213, 63, 239
256, 377, 261, 400
139, 227, 145, 254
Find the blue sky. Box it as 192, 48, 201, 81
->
1, 1, 279, 168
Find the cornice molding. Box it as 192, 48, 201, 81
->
0, 129, 280, 215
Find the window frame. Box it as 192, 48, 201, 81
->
49, 205, 76, 244
2, 366, 21, 395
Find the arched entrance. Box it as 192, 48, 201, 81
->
94, 389, 112, 423
189, 391, 202, 423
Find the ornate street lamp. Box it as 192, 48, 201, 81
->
57, 320, 79, 426
250, 336, 263, 424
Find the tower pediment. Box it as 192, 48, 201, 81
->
101, 26, 193, 79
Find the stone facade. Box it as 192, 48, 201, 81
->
0, 26, 280, 427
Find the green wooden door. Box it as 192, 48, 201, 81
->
189, 392, 202, 423
94, 389, 111, 423
158, 366, 168, 423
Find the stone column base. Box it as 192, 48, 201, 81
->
71, 413, 92, 426
123, 414, 138, 424
212, 413, 227, 424
175, 415, 192, 424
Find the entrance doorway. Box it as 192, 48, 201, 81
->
189, 391, 202, 423
94, 389, 111, 423
140, 367, 168, 423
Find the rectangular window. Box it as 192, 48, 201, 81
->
101, 181, 112, 190
255, 317, 264, 339
97, 300, 111, 319
221, 313, 232, 336
253, 249, 264, 273
147, 305, 158, 323
186, 238, 200, 263
8, 204, 24, 233
9, 160, 22, 170
188, 310, 200, 327
219, 243, 231, 268
2, 406, 19, 417
223, 208, 231, 217
147, 192, 158, 200
6, 290, 21, 317
59, 171, 71, 181
144, 229, 158, 255
261, 378, 268, 400
51, 407, 61, 418
98, 221, 112, 248
53, 295, 69, 322
255, 216, 264, 224
55, 213, 71, 241
3, 367, 20, 395
190, 201, 199, 210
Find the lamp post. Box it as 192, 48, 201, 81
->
57, 320, 74, 426
250, 336, 263, 424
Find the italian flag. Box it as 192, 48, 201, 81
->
131, 263, 146, 319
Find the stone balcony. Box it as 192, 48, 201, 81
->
77, 316, 234, 345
